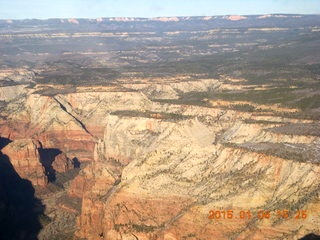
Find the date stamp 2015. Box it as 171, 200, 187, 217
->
208, 210, 307, 220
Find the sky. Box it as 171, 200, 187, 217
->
0, 0, 319, 19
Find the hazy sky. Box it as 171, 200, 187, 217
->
0, 0, 319, 19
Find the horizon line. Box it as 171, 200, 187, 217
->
2, 13, 320, 21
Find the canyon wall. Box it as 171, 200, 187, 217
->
0, 77, 319, 239
69, 86, 319, 240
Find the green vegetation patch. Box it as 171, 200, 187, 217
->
268, 123, 320, 136
223, 142, 319, 164
110, 110, 192, 121
291, 95, 320, 111
211, 88, 298, 105
35, 67, 120, 86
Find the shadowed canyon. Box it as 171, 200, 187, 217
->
0, 15, 319, 240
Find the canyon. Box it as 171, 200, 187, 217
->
0, 15, 319, 240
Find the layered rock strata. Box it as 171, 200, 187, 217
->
1, 139, 47, 186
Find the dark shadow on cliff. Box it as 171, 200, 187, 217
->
0, 137, 12, 149
72, 157, 81, 168
38, 148, 61, 182
299, 234, 320, 240
0, 152, 45, 240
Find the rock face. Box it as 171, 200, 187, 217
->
74, 103, 320, 240
0, 138, 74, 186
0, 90, 153, 162
121, 78, 221, 100
71, 162, 118, 238
25, 94, 96, 162
0, 85, 28, 101
1, 139, 47, 186
52, 153, 73, 173
0, 79, 319, 239
0, 150, 44, 239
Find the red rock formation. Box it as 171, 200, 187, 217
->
73, 113, 320, 240
52, 152, 73, 173
75, 188, 193, 240
38, 130, 96, 162
68, 172, 94, 198
69, 162, 116, 198
1, 139, 47, 186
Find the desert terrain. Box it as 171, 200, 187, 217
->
0, 15, 319, 240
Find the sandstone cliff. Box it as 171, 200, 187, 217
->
1, 139, 47, 186
74, 105, 320, 240
52, 152, 74, 173
0, 76, 318, 239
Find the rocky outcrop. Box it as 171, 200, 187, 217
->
73, 162, 118, 237
0, 85, 29, 101
76, 154, 319, 239
2, 139, 47, 186
0, 69, 35, 86
0, 150, 44, 239
75, 109, 320, 240
0, 138, 75, 186
58, 91, 154, 139
1, 93, 96, 161
52, 153, 73, 173
1, 90, 155, 162
0, 79, 319, 239
121, 78, 221, 100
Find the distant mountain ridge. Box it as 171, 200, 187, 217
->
0, 14, 319, 33
1, 14, 318, 21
